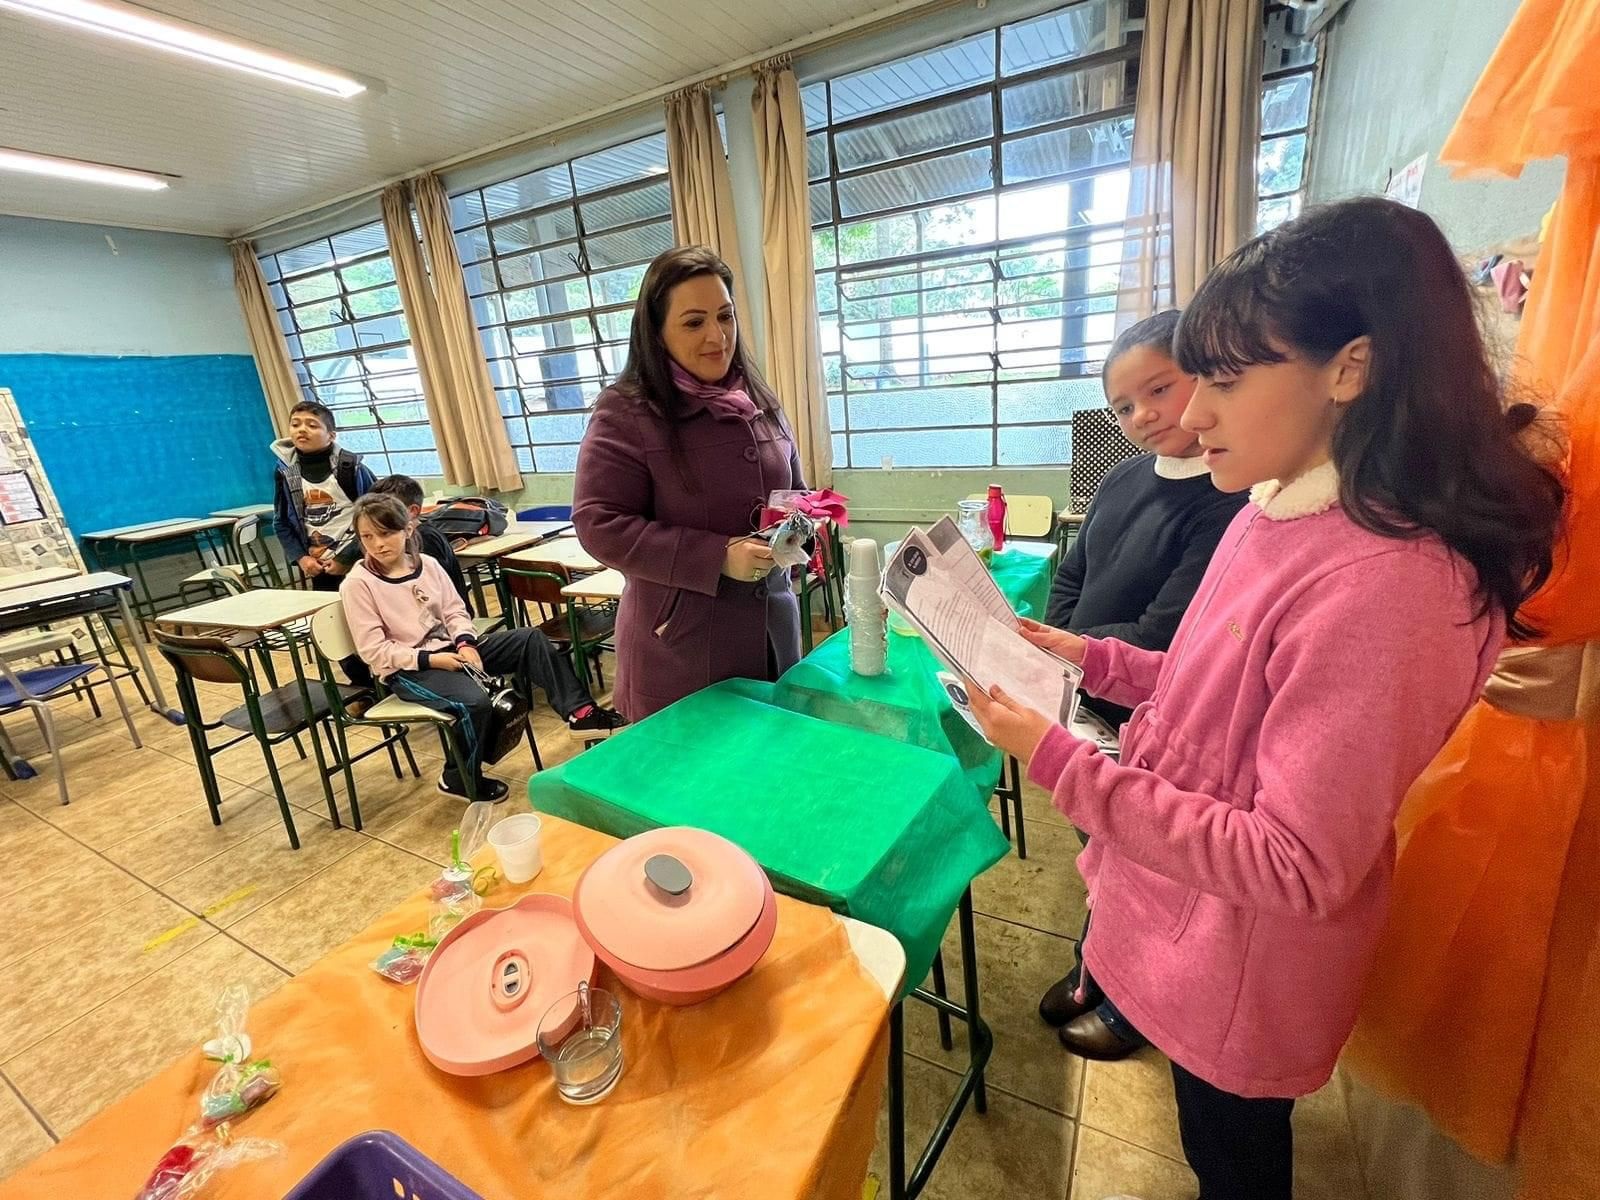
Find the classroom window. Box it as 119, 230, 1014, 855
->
448, 132, 673, 473
1257, 6, 1318, 233
806, 0, 1143, 470
258, 223, 441, 477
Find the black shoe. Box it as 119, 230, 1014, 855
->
437, 772, 509, 803
567, 705, 626, 738
1039, 971, 1096, 1027
1057, 1008, 1143, 1061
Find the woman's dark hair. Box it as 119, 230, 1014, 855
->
615, 245, 780, 422
1174, 196, 1564, 640
1103, 309, 1183, 382
350, 493, 419, 567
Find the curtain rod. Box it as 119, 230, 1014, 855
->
238, 0, 971, 242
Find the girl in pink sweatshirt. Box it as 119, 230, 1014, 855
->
340, 494, 623, 802
967, 198, 1564, 1200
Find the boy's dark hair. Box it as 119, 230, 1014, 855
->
1102, 309, 1184, 382
1175, 195, 1565, 641
370, 474, 424, 509
290, 400, 336, 431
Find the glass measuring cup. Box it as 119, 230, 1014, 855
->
537, 982, 623, 1104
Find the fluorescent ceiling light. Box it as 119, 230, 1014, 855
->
0, 147, 171, 191
0, 0, 367, 98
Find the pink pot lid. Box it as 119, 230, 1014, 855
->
573, 826, 766, 973
414, 893, 595, 1077
576, 870, 779, 1003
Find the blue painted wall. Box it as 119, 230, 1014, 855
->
0, 216, 273, 536
0, 353, 274, 535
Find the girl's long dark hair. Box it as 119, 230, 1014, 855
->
1175, 196, 1564, 640
614, 245, 780, 422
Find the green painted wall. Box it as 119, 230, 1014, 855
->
1309, 0, 1562, 251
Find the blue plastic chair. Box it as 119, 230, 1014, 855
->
516, 505, 573, 521
0, 653, 141, 806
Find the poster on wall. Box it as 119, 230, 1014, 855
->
1386, 154, 1428, 209
0, 472, 43, 525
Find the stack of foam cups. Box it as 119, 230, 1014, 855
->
846, 538, 888, 676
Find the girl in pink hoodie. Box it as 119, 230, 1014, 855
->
967, 198, 1564, 1200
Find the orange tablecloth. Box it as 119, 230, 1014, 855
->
0, 816, 892, 1200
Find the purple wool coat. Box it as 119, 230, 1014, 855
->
573, 384, 805, 722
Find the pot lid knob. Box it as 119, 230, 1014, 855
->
644, 853, 693, 896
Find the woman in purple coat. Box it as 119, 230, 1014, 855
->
573, 247, 804, 722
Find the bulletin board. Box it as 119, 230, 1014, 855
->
0, 353, 274, 536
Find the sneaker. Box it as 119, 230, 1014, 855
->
567, 705, 627, 739
437, 772, 509, 803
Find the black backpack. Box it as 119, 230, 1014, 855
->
420, 497, 509, 542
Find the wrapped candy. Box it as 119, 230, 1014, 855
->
134, 985, 282, 1199
372, 803, 498, 985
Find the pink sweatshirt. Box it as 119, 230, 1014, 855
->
339, 555, 477, 678
1029, 463, 1503, 1098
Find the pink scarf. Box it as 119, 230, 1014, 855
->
670, 362, 759, 422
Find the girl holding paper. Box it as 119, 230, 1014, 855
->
964, 198, 1564, 1200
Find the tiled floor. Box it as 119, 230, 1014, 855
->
0, 629, 1369, 1198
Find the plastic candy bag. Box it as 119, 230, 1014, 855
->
198, 984, 280, 1128
372, 803, 497, 985
134, 985, 282, 1199
765, 510, 817, 570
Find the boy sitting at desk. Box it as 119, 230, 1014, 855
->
270, 400, 375, 593
1039, 309, 1247, 1062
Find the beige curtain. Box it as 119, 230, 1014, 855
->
751, 60, 832, 488
1118, 0, 1263, 323
381, 174, 523, 493
229, 240, 300, 436
666, 85, 752, 322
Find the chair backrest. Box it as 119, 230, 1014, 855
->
231, 515, 261, 554
153, 630, 251, 686
517, 504, 573, 521
199, 566, 249, 596
962, 493, 1056, 539
309, 600, 358, 663
1069, 408, 1141, 515
501, 562, 573, 608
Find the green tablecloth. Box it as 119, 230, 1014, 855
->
527, 545, 1055, 997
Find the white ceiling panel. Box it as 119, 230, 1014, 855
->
0, 0, 879, 236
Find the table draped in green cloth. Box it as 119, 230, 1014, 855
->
528, 547, 1056, 996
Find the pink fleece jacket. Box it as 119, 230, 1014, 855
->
1029, 462, 1503, 1098
339, 555, 477, 679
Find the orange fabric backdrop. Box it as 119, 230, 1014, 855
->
1342, 3, 1600, 1196
0, 816, 891, 1200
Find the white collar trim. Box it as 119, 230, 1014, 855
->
1250, 461, 1342, 520
1153, 454, 1211, 480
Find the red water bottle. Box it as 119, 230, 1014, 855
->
986, 484, 1007, 553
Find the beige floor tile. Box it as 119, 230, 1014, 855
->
19, 752, 209, 850
1070, 1127, 1196, 1200
374, 792, 500, 865
0, 802, 102, 900
0, 892, 216, 1060
102, 784, 290, 884
0, 1080, 53, 1182
1081, 1047, 1185, 1162
970, 817, 1088, 939
3, 936, 288, 1137
227, 839, 440, 971
868, 1056, 1075, 1200
0, 854, 151, 970
162, 814, 364, 928
1295, 1075, 1368, 1200
293, 750, 439, 833
7, 723, 179, 810
992, 776, 1078, 833
906, 914, 1085, 1118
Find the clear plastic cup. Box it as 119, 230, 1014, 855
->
537, 982, 623, 1104
487, 812, 543, 884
